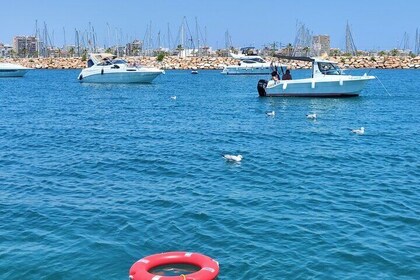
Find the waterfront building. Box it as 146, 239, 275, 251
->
0, 43, 13, 57
312, 35, 330, 56
126, 40, 143, 56
13, 36, 38, 57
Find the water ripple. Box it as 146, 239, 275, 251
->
0, 70, 419, 279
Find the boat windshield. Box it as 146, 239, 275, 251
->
112, 59, 128, 65
241, 58, 265, 63
97, 59, 113, 66
318, 62, 342, 75
87, 59, 94, 68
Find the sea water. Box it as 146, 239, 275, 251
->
0, 69, 419, 279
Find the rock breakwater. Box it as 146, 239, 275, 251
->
1, 56, 419, 70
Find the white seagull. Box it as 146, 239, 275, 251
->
266, 111, 275, 117
170, 96, 177, 100
351, 127, 365, 135
306, 113, 317, 119
223, 154, 243, 162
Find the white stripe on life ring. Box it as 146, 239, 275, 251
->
152, 276, 162, 280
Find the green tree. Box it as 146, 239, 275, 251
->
9, 49, 16, 58
176, 44, 184, 52
156, 52, 165, 62
81, 49, 88, 61
302, 46, 310, 56
389, 49, 399, 56
286, 43, 293, 56
69, 47, 75, 58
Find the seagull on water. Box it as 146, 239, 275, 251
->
351, 127, 365, 135
266, 111, 275, 117
223, 154, 243, 162
170, 96, 177, 100
306, 113, 317, 119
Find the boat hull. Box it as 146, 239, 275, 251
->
0, 69, 29, 77
258, 76, 375, 97
221, 65, 272, 75
78, 70, 163, 83
0, 63, 30, 77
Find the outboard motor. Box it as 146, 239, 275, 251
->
257, 79, 268, 97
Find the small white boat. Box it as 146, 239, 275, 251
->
221, 47, 274, 75
191, 70, 198, 74
77, 53, 164, 83
257, 56, 375, 97
0, 62, 31, 77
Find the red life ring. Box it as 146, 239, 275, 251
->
129, 251, 219, 280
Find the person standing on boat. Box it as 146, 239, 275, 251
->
282, 69, 292, 80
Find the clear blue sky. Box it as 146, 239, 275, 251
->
1, 0, 419, 51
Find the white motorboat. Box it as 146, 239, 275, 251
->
77, 53, 164, 83
221, 47, 274, 75
0, 62, 31, 77
257, 56, 375, 97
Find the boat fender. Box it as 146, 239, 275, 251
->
101, 68, 104, 75
339, 79, 343, 86
282, 83, 287, 90
257, 79, 268, 97
78, 74, 83, 80
311, 80, 316, 89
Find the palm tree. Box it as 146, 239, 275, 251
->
302, 46, 310, 57
21, 47, 27, 58
69, 47, 75, 58
9, 49, 16, 58
286, 43, 293, 56
389, 49, 399, 56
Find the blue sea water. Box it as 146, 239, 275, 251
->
0, 68, 419, 279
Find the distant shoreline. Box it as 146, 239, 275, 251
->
1, 55, 420, 70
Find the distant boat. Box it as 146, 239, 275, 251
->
77, 53, 164, 83
257, 56, 375, 97
0, 63, 31, 77
221, 47, 275, 75
191, 70, 198, 74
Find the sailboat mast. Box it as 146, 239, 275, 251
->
195, 17, 200, 57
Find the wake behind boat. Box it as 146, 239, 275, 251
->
77, 53, 164, 83
257, 56, 375, 97
221, 47, 275, 75
0, 62, 31, 77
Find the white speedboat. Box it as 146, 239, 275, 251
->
221, 47, 274, 75
0, 62, 31, 77
77, 53, 164, 83
257, 56, 375, 97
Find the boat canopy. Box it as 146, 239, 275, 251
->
273, 55, 339, 64
273, 55, 315, 62
273, 55, 343, 78
90, 53, 117, 65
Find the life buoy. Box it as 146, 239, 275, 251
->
129, 251, 219, 280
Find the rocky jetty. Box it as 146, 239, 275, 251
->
1, 56, 419, 70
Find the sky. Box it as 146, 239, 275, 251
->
1, 0, 419, 51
